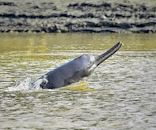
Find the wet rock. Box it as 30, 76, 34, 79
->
0, 2, 16, 6
0, 1, 155, 33
68, 2, 111, 9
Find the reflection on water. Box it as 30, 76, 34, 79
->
0, 33, 156, 130
0, 33, 156, 53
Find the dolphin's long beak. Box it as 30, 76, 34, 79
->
95, 42, 122, 66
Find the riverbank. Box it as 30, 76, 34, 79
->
0, 0, 155, 33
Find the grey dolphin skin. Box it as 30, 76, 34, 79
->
33, 42, 122, 89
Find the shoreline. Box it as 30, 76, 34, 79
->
0, 0, 155, 33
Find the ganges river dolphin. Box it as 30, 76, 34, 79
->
32, 42, 122, 89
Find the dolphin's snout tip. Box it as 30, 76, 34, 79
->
117, 41, 122, 46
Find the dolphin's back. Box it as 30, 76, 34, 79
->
44, 54, 91, 89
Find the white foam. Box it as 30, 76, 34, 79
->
6, 77, 40, 92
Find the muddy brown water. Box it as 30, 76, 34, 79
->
0, 33, 156, 130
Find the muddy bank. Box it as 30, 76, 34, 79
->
0, 0, 155, 33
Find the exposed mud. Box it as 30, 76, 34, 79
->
0, 0, 155, 33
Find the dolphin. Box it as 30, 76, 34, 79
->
33, 42, 122, 89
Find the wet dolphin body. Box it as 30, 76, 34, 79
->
33, 42, 122, 89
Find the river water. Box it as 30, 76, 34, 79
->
0, 33, 156, 130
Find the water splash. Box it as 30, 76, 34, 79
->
6, 77, 41, 91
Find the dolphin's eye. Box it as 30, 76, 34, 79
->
42, 80, 47, 85
40, 75, 48, 88
40, 79, 47, 88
